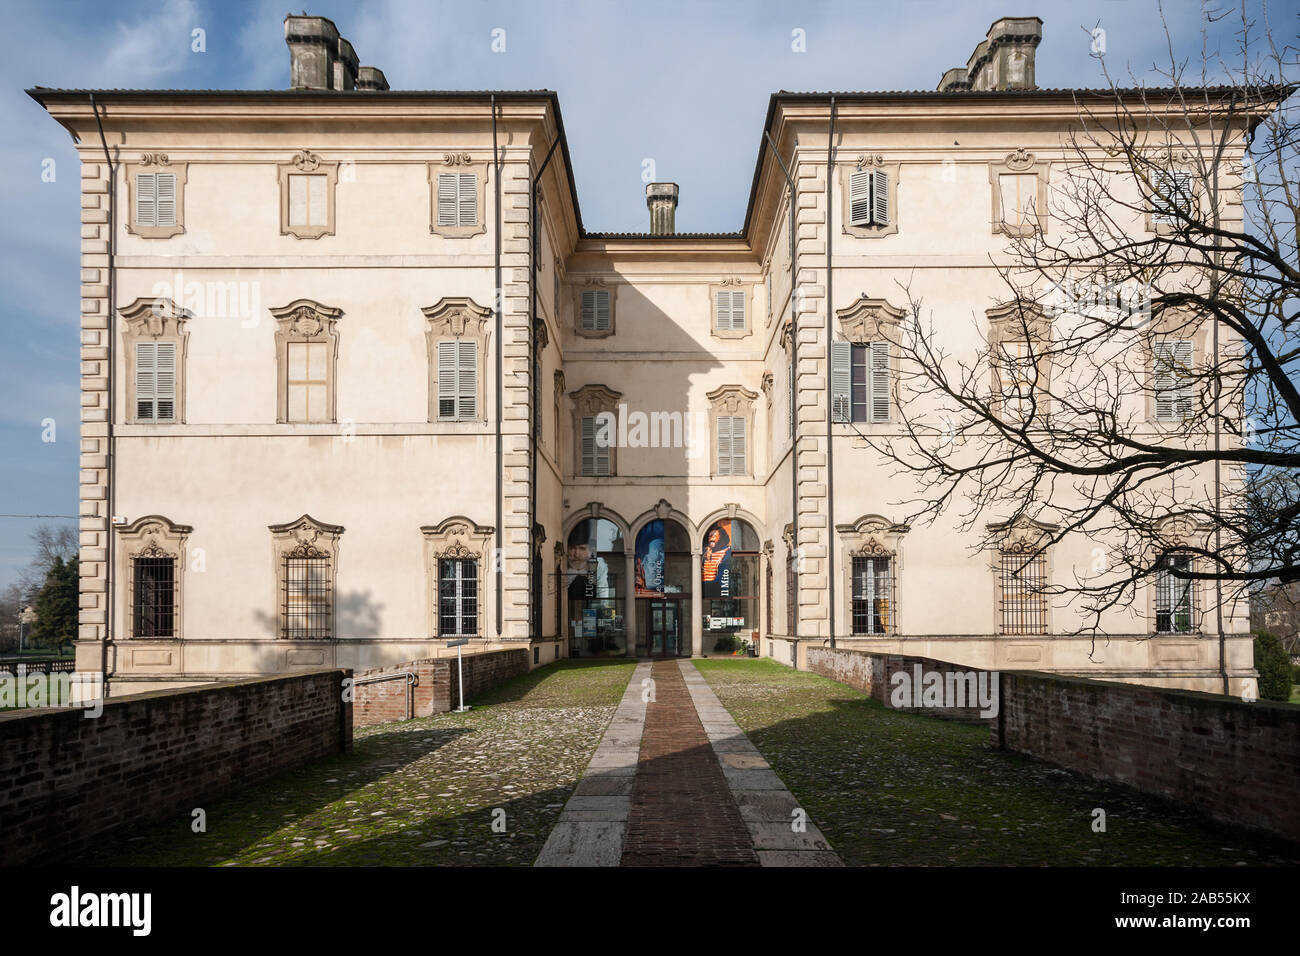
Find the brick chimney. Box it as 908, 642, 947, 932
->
646, 183, 679, 235
938, 17, 1043, 92
284, 15, 387, 91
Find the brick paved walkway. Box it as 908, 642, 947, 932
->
621, 661, 759, 866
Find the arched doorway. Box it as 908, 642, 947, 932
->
566, 518, 627, 657
701, 517, 760, 654
634, 517, 691, 657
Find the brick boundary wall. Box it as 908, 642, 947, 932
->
806, 646, 1300, 844
806, 646, 992, 723
999, 670, 1300, 844
353, 648, 530, 728
0, 669, 352, 865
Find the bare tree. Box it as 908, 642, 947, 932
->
872, 4, 1298, 638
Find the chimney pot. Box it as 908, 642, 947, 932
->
284, 15, 378, 91
646, 182, 679, 235
938, 16, 1042, 92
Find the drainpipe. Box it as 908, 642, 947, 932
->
492, 96, 502, 638
530, 136, 560, 642
90, 94, 114, 693
764, 129, 798, 643
825, 96, 837, 650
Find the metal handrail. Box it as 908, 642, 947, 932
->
354, 670, 418, 720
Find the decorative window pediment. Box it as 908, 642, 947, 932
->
837, 295, 905, 344
422, 296, 492, 422
707, 385, 758, 478
270, 515, 343, 641
120, 514, 192, 641
570, 384, 623, 476
421, 517, 493, 639
121, 297, 192, 425
272, 299, 342, 424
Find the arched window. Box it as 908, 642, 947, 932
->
701, 518, 760, 651
566, 518, 626, 656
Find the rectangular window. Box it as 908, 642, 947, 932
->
997, 340, 1040, 419
135, 341, 177, 422
999, 551, 1047, 635
286, 341, 329, 423
1153, 340, 1193, 421
437, 340, 478, 420
580, 290, 611, 332
786, 554, 798, 635
714, 290, 746, 331
1150, 170, 1193, 225
437, 172, 478, 227
851, 555, 892, 635
1155, 553, 1196, 633
439, 558, 478, 636
998, 173, 1039, 229
132, 556, 175, 638
288, 174, 327, 228
284, 554, 331, 640
848, 168, 890, 227
135, 172, 177, 227
580, 414, 610, 476
716, 415, 747, 476
832, 340, 890, 423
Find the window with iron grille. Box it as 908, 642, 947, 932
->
132, 556, 175, 638
284, 554, 332, 640
439, 558, 478, 636
998, 550, 1047, 634
851, 555, 892, 635
1155, 553, 1196, 633
786, 554, 798, 635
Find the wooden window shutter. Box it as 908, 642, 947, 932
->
437, 341, 458, 419
849, 170, 872, 227
1173, 340, 1193, 419
731, 291, 746, 329
155, 173, 176, 227
715, 291, 731, 330
437, 173, 458, 227
872, 169, 890, 226
1152, 170, 1192, 224
730, 416, 746, 474
154, 341, 177, 421
136, 173, 156, 227
135, 342, 156, 420
869, 340, 890, 423
458, 173, 477, 226
830, 340, 852, 422
458, 340, 477, 418
581, 415, 596, 474
716, 414, 733, 474
594, 290, 610, 330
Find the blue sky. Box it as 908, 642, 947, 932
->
0, 0, 1288, 591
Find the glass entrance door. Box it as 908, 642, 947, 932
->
648, 599, 681, 657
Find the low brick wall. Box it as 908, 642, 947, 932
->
806, 646, 992, 723
1000, 671, 1300, 844
353, 648, 530, 728
806, 645, 1300, 844
0, 669, 351, 865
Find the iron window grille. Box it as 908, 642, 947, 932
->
439, 558, 478, 637
1155, 553, 1196, 633
851, 555, 892, 635
132, 556, 175, 638
999, 550, 1048, 634
284, 553, 332, 640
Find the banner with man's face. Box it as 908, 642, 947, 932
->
701, 519, 733, 598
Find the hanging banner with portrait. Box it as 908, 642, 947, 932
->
701, 519, 733, 599
635, 519, 665, 596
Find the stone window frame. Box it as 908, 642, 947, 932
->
569, 383, 623, 477
421, 516, 494, 640
709, 279, 753, 340
575, 279, 616, 339
1146, 516, 1210, 635
271, 299, 343, 424
840, 154, 900, 239
421, 296, 492, 424
834, 294, 905, 427
1141, 308, 1208, 425
278, 150, 339, 240
1142, 149, 1201, 236
553, 370, 566, 462
428, 154, 489, 239
120, 296, 192, 425
707, 384, 759, 479
987, 301, 1053, 419
125, 155, 187, 239
269, 514, 343, 641
119, 514, 192, 640
989, 148, 1050, 237
837, 515, 908, 636
988, 518, 1057, 635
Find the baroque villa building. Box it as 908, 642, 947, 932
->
31, 15, 1257, 695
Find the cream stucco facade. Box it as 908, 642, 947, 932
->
32, 15, 1258, 696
